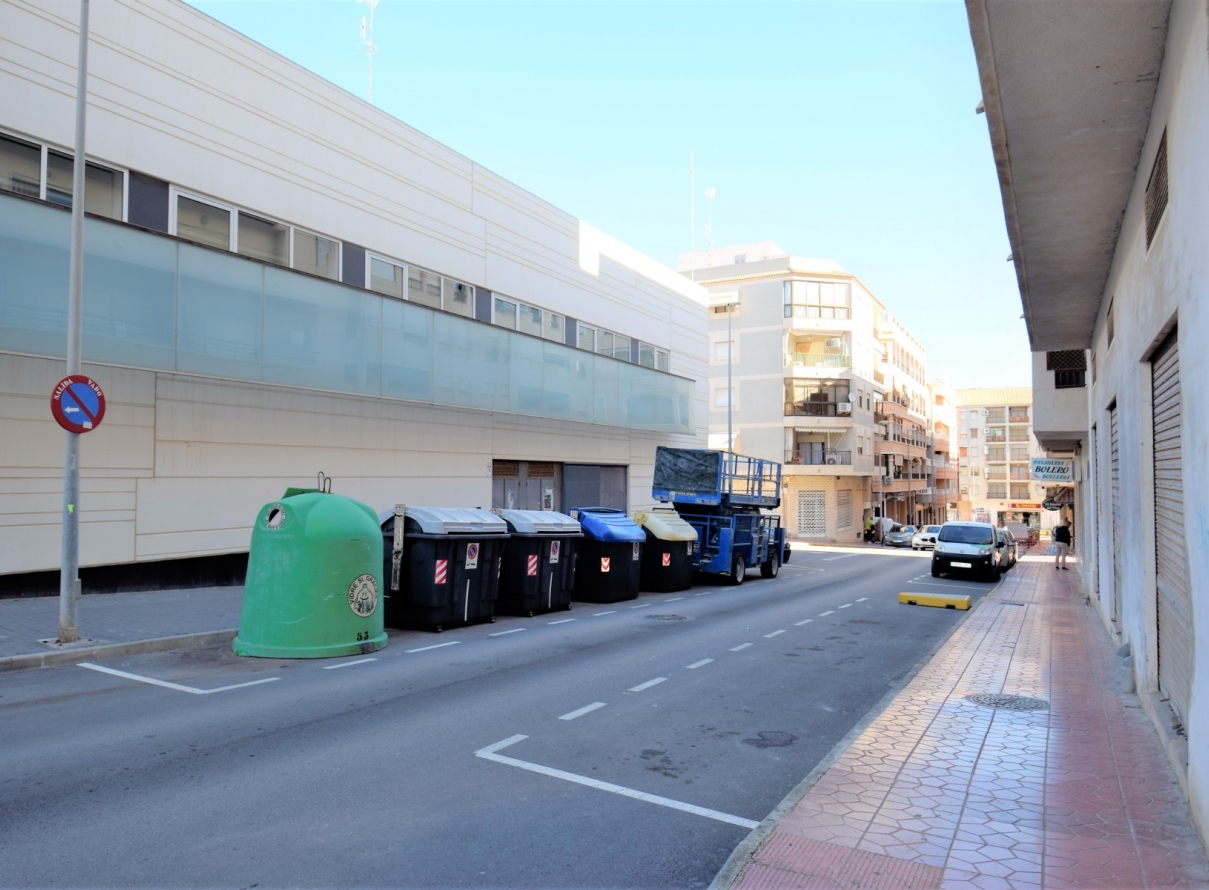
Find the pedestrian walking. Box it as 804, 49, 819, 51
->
1053, 520, 1072, 570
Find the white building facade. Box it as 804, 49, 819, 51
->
0, 0, 707, 589
968, 0, 1208, 845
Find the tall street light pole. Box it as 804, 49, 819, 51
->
59, 0, 90, 643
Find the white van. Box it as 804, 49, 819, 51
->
931, 521, 1004, 580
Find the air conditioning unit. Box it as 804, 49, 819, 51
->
825, 455, 840, 465
824, 337, 844, 352
836, 402, 853, 415
882, 475, 894, 485
960, 486, 970, 494
982, 409, 989, 416
984, 445, 989, 455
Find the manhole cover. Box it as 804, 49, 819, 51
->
965, 693, 1049, 711
645, 614, 687, 621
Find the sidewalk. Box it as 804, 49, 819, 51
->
0, 586, 242, 670
715, 557, 1209, 889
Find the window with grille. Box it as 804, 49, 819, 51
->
1107, 299, 1115, 347
1145, 130, 1168, 248
837, 490, 853, 530
1047, 350, 1086, 388
797, 491, 826, 537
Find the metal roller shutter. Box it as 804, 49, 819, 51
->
1151, 332, 1192, 728
837, 490, 853, 531
1109, 404, 1121, 623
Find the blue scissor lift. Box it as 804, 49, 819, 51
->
651, 447, 788, 584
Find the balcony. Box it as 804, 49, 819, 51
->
933, 435, 950, 452
785, 401, 852, 418
785, 449, 852, 467
785, 353, 852, 371
0, 192, 694, 433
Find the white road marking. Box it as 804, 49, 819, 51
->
406, 641, 461, 653
322, 658, 377, 670
559, 702, 606, 721
79, 663, 279, 695
548, 618, 576, 625
856, 597, 868, 602
475, 735, 759, 829
666, 597, 684, 602
907, 579, 986, 591
489, 628, 526, 637
763, 629, 786, 638
838, 603, 852, 609
694, 592, 712, 596
823, 554, 858, 561
629, 603, 653, 609
730, 643, 753, 651
594, 610, 617, 616
685, 659, 714, 669
819, 610, 835, 617
794, 619, 813, 626
629, 677, 668, 692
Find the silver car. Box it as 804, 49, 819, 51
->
884, 524, 917, 547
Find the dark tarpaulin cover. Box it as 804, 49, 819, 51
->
653, 448, 721, 495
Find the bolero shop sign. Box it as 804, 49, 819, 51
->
1031, 458, 1073, 483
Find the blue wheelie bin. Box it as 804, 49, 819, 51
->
571, 507, 644, 603
497, 510, 582, 616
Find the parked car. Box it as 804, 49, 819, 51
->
884, 524, 917, 548
911, 525, 943, 551
998, 527, 1018, 571
931, 521, 1004, 580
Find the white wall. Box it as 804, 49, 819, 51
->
1083, 0, 1208, 838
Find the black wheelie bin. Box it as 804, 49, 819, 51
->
571, 507, 644, 603
380, 506, 509, 632
496, 510, 582, 616
634, 508, 698, 592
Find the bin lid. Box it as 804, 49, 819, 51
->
497, 510, 582, 535
571, 507, 646, 543
378, 506, 507, 535
633, 509, 698, 542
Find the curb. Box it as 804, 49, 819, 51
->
0, 629, 237, 674
709, 577, 1003, 890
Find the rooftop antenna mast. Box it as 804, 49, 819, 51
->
705, 186, 715, 247
358, 0, 379, 104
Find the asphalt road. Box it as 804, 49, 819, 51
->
0, 548, 998, 889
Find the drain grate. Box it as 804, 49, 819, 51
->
965, 693, 1049, 711
645, 614, 687, 621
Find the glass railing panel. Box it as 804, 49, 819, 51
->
433, 312, 510, 412
263, 266, 381, 395
381, 298, 434, 402
0, 196, 69, 357
177, 243, 265, 380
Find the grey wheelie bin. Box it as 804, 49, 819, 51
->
497, 510, 582, 616
634, 508, 698, 593
379, 506, 509, 632
571, 507, 644, 603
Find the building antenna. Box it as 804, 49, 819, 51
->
358, 0, 379, 104
705, 186, 715, 247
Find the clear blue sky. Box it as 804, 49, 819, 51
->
190, 0, 1029, 388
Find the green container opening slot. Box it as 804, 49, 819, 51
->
235, 483, 387, 658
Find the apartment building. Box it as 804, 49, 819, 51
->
968, 0, 1206, 839
955, 389, 1049, 529
680, 244, 881, 542
871, 312, 933, 527
929, 376, 960, 523
0, 0, 707, 588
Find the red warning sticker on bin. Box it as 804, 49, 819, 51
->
662, 552, 671, 567
434, 559, 448, 585
600, 557, 611, 573
527, 554, 539, 576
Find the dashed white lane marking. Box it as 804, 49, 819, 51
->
666, 597, 684, 602
730, 643, 753, 651
79, 663, 279, 695
489, 628, 526, 637
559, 702, 606, 721
686, 659, 714, 669
819, 610, 835, 617
629, 603, 653, 609
406, 641, 461, 653
475, 735, 759, 829
794, 619, 813, 626
823, 554, 858, 561
856, 597, 868, 602
763, 629, 786, 638
629, 677, 668, 692
838, 603, 852, 609
322, 658, 376, 670
594, 610, 618, 616
548, 618, 576, 625
694, 592, 712, 597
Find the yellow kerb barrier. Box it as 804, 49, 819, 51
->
898, 592, 971, 611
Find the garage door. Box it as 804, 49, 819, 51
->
1151, 331, 1192, 728
797, 491, 826, 537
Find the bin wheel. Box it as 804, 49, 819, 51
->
527, 611, 535, 618
565, 603, 573, 611
435, 625, 444, 633
730, 555, 747, 586
489, 616, 496, 623
761, 552, 780, 579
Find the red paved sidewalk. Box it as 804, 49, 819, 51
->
725, 558, 1209, 889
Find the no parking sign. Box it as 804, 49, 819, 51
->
465, 542, 480, 569
51, 375, 106, 433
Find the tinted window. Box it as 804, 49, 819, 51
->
939, 525, 993, 545
926, 526, 942, 534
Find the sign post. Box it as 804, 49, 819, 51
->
57, 0, 92, 644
